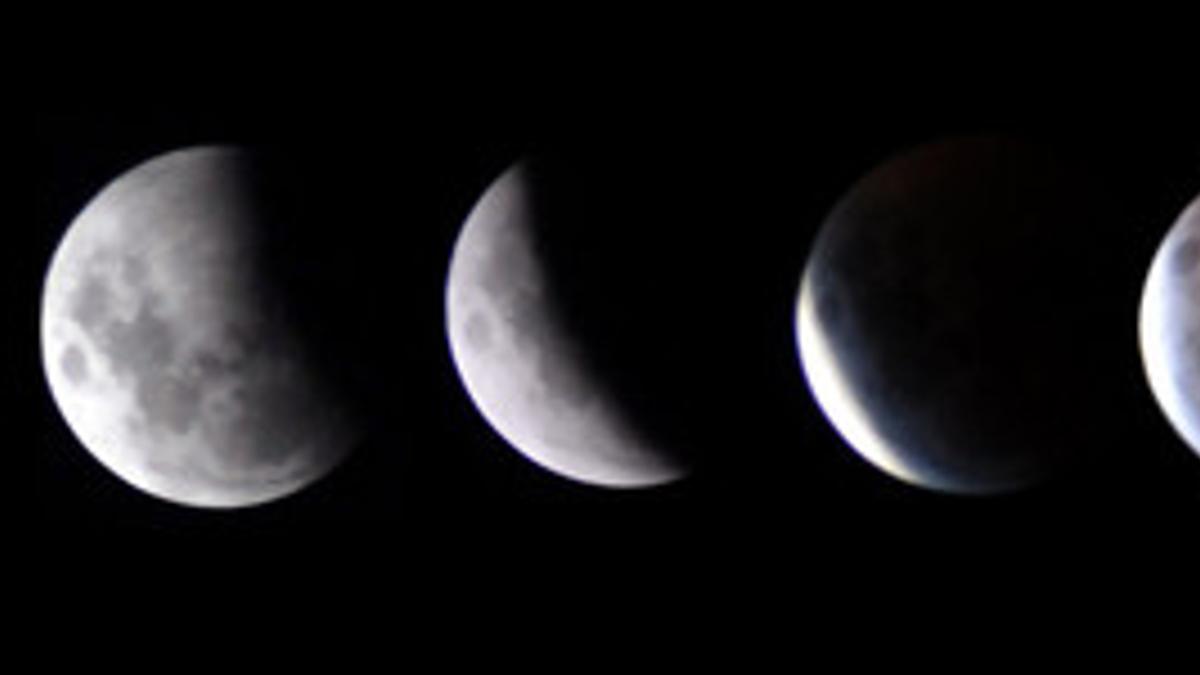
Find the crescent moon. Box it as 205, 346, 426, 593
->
1140, 194, 1200, 456
41, 146, 361, 508
444, 159, 687, 488
796, 137, 1102, 494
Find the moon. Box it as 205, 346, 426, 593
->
444, 159, 687, 488
41, 146, 362, 508
796, 137, 1112, 495
1140, 194, 1200, 457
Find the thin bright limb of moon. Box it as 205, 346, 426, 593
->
1140, 195, 1200, 457
796, 272, 925, 489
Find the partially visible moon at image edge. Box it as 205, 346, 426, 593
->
444, 159, 688, 488
40, 146, 362, 508
1140, 194, 1200, 458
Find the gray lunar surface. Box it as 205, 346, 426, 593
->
41, 146, 360, 508
1141, 195, 1200, 458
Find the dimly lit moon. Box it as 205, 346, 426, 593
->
1140, 194, 1200, 457
796, 137, 1109, 495
445, 159, 687, 488
41, 146, 361, 508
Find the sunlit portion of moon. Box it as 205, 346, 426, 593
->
796, 274, 924, 488
445, 160, 686, 488
1140, 194, 1200, 457
41, 146, 360, 508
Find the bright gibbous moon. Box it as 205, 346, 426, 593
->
41, 146, 361, 508
1140, 194, 1200, 457
445, 160, 687, 488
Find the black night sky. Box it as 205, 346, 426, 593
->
23, 27, 1200, 610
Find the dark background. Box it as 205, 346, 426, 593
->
22, 19, 1200, 615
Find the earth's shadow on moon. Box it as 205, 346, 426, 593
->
800, 133, 1197, 498
504, 147, 768, 485
217, 145, 508, 514
233, 150, 413, 457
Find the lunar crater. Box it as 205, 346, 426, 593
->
60, 344, 89, 385
463, 312, 493, 351
69, 273, 114, 329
